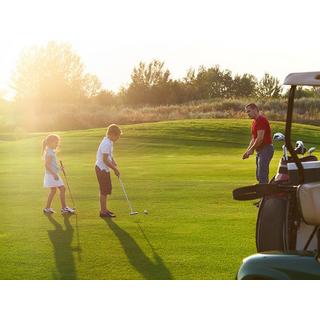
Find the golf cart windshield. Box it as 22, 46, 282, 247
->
284, 71, 320, 184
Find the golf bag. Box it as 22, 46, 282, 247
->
233, 154, 320, 253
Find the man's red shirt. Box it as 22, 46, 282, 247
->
251, 115, 272, 150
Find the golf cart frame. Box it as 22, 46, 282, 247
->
236, 71, 320, 280
285, 72, 320, 184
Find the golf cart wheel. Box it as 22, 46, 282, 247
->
256, 196, 288, 252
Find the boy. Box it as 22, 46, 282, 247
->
95, 124, 122, 218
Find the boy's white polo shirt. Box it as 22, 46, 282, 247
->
95, 137, 113, 172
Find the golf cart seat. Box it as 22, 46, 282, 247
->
298, 182, 320, 225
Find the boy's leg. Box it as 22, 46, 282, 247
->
46, 187, 57, 208
58, 185, 67, 208
99, 193, 107, 212
96, 166, 112, 213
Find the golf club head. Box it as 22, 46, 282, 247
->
129, 210, 148, 215
273, 132, 285, 141
295, 140, 306, 154
308, 147, 316, 155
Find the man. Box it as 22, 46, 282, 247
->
242, 103, 274, 184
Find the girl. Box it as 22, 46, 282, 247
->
42, 134, 75, 214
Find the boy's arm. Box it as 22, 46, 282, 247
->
103, 153, 120, 176
45, 155, 59, 180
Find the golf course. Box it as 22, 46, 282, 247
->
1, 118, 320, 280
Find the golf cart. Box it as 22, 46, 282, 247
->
233, 72, 320, 280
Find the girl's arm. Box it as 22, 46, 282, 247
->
45, 155, 59, 180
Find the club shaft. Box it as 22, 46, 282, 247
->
65, 178, 75, 206
60, 161, 75, 208
118, 177, 135, 213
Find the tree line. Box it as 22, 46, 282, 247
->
4, 41, 320, 110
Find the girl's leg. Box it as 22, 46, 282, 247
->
46, 187, 57, 208
58, 186, 67, 208
99, 193, 107, 212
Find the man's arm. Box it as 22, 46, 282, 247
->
103, 153, 120, 176
242, 138, 254, 159
248, 130, 265, 152
246, 138, 255, 152
243, 130, 265, 159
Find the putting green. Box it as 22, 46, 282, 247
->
0, 119, 319, 279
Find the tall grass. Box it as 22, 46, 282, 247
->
2, 97, 320, 132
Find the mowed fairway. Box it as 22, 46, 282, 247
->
1, 119, 320, 280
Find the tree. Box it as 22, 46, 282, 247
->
12, 42, 102, 107
82, 74, 102, 99
231, 73, 257, 97
125, 60, 172, 105
256, 73, 282, 98
93, 89, 117, 106
284, 86, 320, 99
180, 68, 198, 102
0, 91, 6, 108
195, 65, 233, 99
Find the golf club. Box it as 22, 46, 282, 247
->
118, 176, 148, 215
273, 132, 285, 141
307, 147, 316, 155
294, 140, 306, 155
273, 132, 288, 161
60, 160, 76, 209
59, 160, 81, 261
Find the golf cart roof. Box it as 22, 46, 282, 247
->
284, 72, 320, 86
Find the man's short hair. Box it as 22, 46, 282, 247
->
245, 103, 259, 111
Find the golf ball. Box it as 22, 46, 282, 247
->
143, 209, 148, 214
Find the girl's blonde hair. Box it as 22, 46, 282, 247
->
106, 124, 122, 137
42, 134, 60, 156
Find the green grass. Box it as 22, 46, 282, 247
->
1, 119, 320, 279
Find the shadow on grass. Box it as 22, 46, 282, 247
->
47, 215, 79, 280
104, 218, 173, 279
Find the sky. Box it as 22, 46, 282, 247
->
1, 0, 320, 97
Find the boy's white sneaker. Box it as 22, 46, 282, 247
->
43, 208, 55, 214
61, 207, 76, 214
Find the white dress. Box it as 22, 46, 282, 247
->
43, 148, 64, 188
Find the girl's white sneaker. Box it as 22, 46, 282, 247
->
43, 208, 55, 214
61, 207, 76, 214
